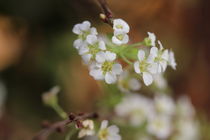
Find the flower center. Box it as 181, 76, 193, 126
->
102, 61, 113, 74
79, 30, 90, 40
116, 24, 123, 29
116, 34, 124, 41
154, 51, 164, 62
139, 60, 149, 72
88, 43, 100, 58
98, 129, 108, 140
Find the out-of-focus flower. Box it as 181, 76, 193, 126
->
176, 95, 195, 118
89, 51, 123, 84
153, 74, 167, 89
98, 120, 121, 140
112, 31, 129, 45
134, 50, 158, 86
72, 21, 97, 49
79, 35, 106, 64
78, 120, 95, 138
172, 120, 200, 140
168, 50, 177, 70
147, 115, 172, 139
144, 32, 156, 47
154, 94, 175, 116
42, 86, 60, 106
113, 19, 130, 33
118, 70, 141, 93
148, 41, 169, 73
115, 94, 153, 126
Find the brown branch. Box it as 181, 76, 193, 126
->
33, 112, 98, 140
97, 0, 113, 26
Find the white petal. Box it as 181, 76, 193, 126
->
105, 51, 116, 61
86, 35, 97, 45
160, 61, 167, 72
128, 78, 141, 91
90, 27, 98, 35
150, 47, 158, 57
122, 34, 129, 44
137, 50, 145, 61
96, 52, 106, 63
134, 61, 141, 74
112, 36, 122, 45
89, 69, 104, 80
148, 32, 156, 46
143, 72, 153, 86
98, 40, 106, 50
158, 40, 164, 50
108, 125, 119, 134
72, 24, 82, 35
80, 21, 90, 31
79, 45, 89, 55
100, 120, 108, 129
169, 51, 177, 70
162, 50, 169, 61
112, 64, 123, 75
73, 39, 83, 49
81, 54, 91, 64
148, 63, 158, 74
105, 72, 117, 84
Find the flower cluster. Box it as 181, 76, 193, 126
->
115, 93, 199, 140
78, 120, 121, 140
73, 19, 176, 86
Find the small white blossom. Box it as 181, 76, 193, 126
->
134, 50, 158, 86
72, 21, 98, 49
173, 120, 200, 140
113, 19, 130, 33
78, 120, 95, 138
153, 74, 168, 89
147, 115, 172, 139
89, 51, 123, 84
154, 94, 175, 116
168, 50, 177, 70
79, 35, 106, 64
118, 70, 141, 93
98, 120, 121, 140
115, 94, 154, 126
145, 32, 156, 47
148, 41, 169, 73
112, 31, 129, 45
177, 96, 195, 118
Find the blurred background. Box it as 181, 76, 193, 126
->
0, 0, 210, 139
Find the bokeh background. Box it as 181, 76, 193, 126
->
0, 0, 210, 139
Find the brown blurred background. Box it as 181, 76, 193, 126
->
0, 0, 210, 139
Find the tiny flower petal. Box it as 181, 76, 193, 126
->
134, 61, 141, 74
99, 41, 106, 50
81, 54, 92, 64
89, 69, 104, 80
105, 72, 117, 84
138, 50, 145, 61
112, 64, 123, 75
113, 19, 130, 33
143, 72, 153, 86
105, 51, 116, 61
100, 120, 108, 129
86, 35, 97, 45
96, 52, 106, 63
80, 21, 91, 31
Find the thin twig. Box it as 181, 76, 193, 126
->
97, 0, 113, 25
33, 112, 98, 140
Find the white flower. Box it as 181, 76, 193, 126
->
153, 74, 167, 89
144, 32, 156, 47
115, 94, 154, 126
147, 115, 172, 139
173, 120, 200, 140
154, 94, 175, 116
168, 50, 177, 70
177, 96, 195, 118
89, 51, 123, 84
78, 120, 95, 138
98, 120, 121, 140
148, 41, 169, 73
79, 35, 106, 64
112, 31, 129, 45
72, 21, 98, 49
113, 19, 130, 33
134, 50, 158, 86
118, 70, 141, 93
